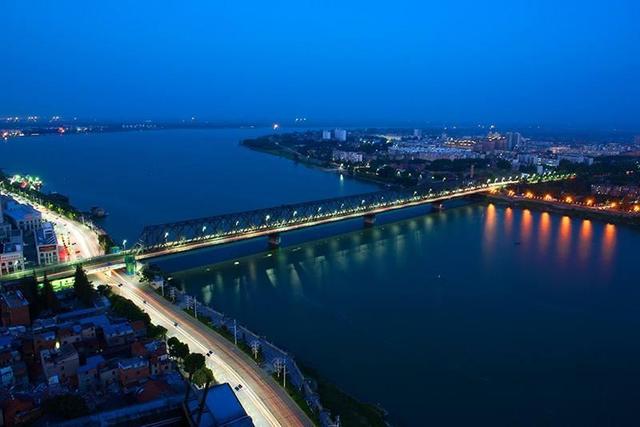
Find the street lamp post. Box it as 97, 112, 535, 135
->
234, 319, 237, 346
122, 239, 127, 251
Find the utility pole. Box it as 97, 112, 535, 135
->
273, 358, 284, 379
234, 319, 237, 345
283, 358, 287, 389
251, 341, 260, 360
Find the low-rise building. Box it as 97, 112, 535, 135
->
34, 222, 59, 265
40, 344, 79, 385
99, 359, 120, 389
0, 241, 25, 276
332, 150, 363, 164
57, 324, 82, 347
0, 291, 30, 327
78, 354, 105, 392
0, 200, 11, 238
118, 357, 150, 386
3, 201, 42, 232
104, 322, 135, 347
189, 383, 254, 427
132, 340, 171, 376
33, 330, 57, 355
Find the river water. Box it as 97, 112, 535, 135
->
2, 129, 640, 426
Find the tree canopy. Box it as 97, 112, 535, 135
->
42, 275, 60, 312
184, 353, 206, 376
168, 337, 190, 361
193, 366, 216, 387
73, 265, 95, 306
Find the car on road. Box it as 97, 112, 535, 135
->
174, 322, 179, 327
234, 384, 243, 391
118, 283, 123, 288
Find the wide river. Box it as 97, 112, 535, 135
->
2, 129, 640, 426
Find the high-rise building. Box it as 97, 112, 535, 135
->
334, 129, 347, 142
322, 130, 332, 140
506, 132, 522, 150
413, 129, 422, 138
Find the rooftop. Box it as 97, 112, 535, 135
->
78, 314, 110, 330
202, 383, 253, 427
104, 322, 133, 338
0, 242, 23, 256
78, 354, 105, 374
41, 344, 78, 364
34, 223, 57, 246
0, 290, 29, 309
118, 357, 148, 370
4, 202, 41, 222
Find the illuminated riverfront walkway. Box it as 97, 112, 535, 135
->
1, 172, 572, 281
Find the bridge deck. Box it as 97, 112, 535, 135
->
0, 172, 572, 282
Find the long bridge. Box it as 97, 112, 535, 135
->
1, 172, 573, 281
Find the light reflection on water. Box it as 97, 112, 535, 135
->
172, 205, 638, 426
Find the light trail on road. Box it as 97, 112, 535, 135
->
100, 271, 312, 427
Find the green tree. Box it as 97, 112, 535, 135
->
19, 275, 41, 318
148, 324, 167, 340
194, 367, 217, 426
183, 352, 206, 403
73, 265, 94, 306
193, 366, 216, 387
168, 337, 190, 362
109, 294, 151, 324
98, 234, 114, 253
96, 284, 112, 297
42, 275, 60, 313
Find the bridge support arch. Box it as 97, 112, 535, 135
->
268, 233, 281, 249
363, 213, 376, 227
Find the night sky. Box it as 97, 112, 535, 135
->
2, 1, 639, 128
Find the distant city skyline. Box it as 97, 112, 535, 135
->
2, 1, 639, 128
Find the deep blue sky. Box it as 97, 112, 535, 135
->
2, 1, 639, 128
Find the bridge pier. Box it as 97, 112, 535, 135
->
432, 202, 445, 212
363, 213, 376, 227
124, 254, 137, 276
267, 233, 281, 249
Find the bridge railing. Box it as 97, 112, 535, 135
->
138, 172, 572, 250
0, 172, 572, 282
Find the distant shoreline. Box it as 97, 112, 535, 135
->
240, 140, 405, 190
1, 123, 270, 141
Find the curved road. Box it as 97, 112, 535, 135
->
102, 271, 313, 427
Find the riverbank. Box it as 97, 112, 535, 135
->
240, 140, 403, 189
142, 265, 388, 427
487, 194, 640, 227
